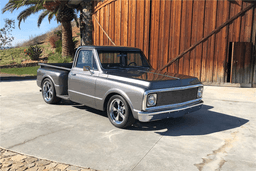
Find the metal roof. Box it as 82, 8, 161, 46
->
79, 46, 141, 51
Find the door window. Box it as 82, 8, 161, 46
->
76, 50, 98, 70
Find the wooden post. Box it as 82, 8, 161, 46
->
252, 7, 256, 87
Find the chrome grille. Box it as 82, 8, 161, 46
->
156, 87, 198, 106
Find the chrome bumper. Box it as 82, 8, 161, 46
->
137, 101, 203, 122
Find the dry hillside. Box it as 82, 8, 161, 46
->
19, 21, 81, 48
0, 21, 80, 67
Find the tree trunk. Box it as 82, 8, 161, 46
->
62, 21, 74, 57
80, 1, 93, 46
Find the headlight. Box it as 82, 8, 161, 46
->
147, 94, 157, 107
197, 86, 203, 98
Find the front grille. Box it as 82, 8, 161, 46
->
156, 88, 198, 106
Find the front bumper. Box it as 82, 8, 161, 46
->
137, 100, 203, 122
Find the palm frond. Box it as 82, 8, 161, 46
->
35, 0, 46, 12
48, 5, 59, 23
2, 0, 18, 13
55, 3, 63, 22
17, 5, 44, 28
4, 0, 80, 29
22, 0, 29, 5
38, 9, 50, 27
48, 12, 55, 23
2, 0, 41, 13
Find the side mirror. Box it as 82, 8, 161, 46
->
83, 66, 93, 75
83, 66, 91, 71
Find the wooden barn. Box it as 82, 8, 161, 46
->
80, 0, 256, 87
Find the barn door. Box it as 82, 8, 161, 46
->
230, 42, 253, 86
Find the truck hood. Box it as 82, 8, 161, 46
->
106, 69, 201, 89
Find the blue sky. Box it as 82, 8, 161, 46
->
0, 0, 59, 47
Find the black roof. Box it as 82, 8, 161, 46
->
79, 46, 141, 51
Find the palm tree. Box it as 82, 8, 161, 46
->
79, 0, 93, 46
2, 0, 79, 57
43, 0, 94, 46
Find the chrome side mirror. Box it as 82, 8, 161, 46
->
83, 66, 93, 75
83, 66, 91, 71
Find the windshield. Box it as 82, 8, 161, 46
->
98, 51, 150, 69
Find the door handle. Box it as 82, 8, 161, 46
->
70, 73, 76, 76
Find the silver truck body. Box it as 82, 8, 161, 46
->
37, 46, 203, 122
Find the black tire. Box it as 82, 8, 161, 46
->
107, 95, 135, 128
42, 78, 61, 104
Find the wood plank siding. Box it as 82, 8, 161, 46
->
91, 0, 256, 85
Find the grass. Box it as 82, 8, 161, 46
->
0, 46, 31, 66
0, 51, 72, 76
0, 45, 72, 76
0, 43, 73, 66
0, 19, 79, 66
0, 66, 40, 76
48, 52, 73, 63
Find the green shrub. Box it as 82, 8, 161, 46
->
73, 37, 78, 48
55, 37, 77, 55
48, 52, 72, 63
49, 35, 59, 48
24, 45, 42, 60
55, 30, 62, 39
0, 47, 30, 65
55, 39, 62, 54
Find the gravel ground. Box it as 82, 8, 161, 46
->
0, 148, 97, 171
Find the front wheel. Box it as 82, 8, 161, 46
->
107, 95, 135, 128
42, 78, 60, 104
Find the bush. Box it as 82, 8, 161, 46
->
55, 37, 78, 55
55, 30, 62, 39
49, 35, 59, 48
55, 39, 62, 54
53, 29, 77, 56
48, 52, 72, 63
24, 45, 42, 60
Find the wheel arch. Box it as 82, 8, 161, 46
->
103, 93, 118, 111
103, 89, 136, 118
41, 75, 56, 88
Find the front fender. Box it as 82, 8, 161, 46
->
103, 88, 134, 110
103, 88, 138, 119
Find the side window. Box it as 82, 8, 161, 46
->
76, 50, 98, 70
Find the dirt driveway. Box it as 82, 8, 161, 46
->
0, 80, 255, 171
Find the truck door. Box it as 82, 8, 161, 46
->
68, 50, 99, 108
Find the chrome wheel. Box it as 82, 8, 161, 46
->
107, 95, 135, 128
43, 80, 53, 102
109, 98, 126, 125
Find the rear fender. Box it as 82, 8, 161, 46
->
41, 75, 62, 95
41, 75, 57, 87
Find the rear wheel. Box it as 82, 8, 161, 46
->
42, 78, 60, 104
107, 95, 135, 128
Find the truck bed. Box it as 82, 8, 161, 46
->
37, 63, 72, 96
38, 63, 73, 71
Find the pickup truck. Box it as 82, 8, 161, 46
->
37, 46, 203, 128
